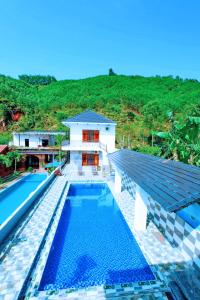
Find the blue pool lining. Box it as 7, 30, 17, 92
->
0, 173, 54, 243
0, 173, 47, 198
0, 173, 56, 260
0, 174, 58, 258
40, 182, 155, 291
0, 174, 47, 227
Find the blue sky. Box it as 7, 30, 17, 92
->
0, 0, 200, 80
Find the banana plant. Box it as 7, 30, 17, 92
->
0, 154, 13, 168
152, 112, 200, 165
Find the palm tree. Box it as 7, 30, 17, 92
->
56, 134, 65, 163
7, 151, 22, 172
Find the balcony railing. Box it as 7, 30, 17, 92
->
12, 140, 108, 152
61, 141, 107, 152
13, 145, 60, 150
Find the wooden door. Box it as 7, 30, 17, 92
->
94, 154, 99, 166
82, 153, 87, 165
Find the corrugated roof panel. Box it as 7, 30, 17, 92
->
0, 145, 8, 154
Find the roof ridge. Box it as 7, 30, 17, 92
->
62, 110, 116, 124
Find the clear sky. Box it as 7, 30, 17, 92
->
0, 0, 200, 80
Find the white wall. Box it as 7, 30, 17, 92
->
134, 185, 148, 231
67, 123, 116, 153
115, 169, 122, 193
13, 134, 55, 147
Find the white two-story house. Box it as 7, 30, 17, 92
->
12, 131, 65, 169
62, 110, 116, 169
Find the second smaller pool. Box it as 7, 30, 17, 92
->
0, 173, 47, 225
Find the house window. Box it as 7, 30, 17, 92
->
82, 153, 99, 166
25, 139, 29, 147
82, 130, 99, 142
42, 139, 49, 147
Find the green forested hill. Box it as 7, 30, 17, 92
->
0, 74, 200, 163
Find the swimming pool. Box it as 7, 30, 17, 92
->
0, 173, 47, 225
39, 183, 154, 290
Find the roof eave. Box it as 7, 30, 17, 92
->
13, 131, 66, 135
62, 121, 116, 125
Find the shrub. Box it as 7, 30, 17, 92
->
27, 166, 33, 172
133, 145, 161, 157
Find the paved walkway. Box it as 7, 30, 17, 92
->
0, 170, 68, 300
62, 163, 108, 181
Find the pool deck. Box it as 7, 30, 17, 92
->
0, 164, 188, 300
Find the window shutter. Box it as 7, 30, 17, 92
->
94, 130, 99, 142
82, 153, 87, 165
82, 130, 88, 142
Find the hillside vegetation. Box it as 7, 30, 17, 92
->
0, 74, 200, 164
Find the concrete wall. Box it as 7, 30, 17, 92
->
121, 172, 200, 271
68, 123, 116, 153
0, 171, 56, 243
13, 133, 56, 147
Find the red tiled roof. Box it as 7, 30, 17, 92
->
0, 145, 8, 154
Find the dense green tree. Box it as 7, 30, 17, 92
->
18, 75, 57, 86
0, 73, 200, 165
108, 68, 116, 76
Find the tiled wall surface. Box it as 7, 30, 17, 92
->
121, 172, 200, 272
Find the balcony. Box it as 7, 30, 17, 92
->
12, 145, 61, 155
61, 141, 107, 152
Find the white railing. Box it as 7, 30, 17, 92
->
62, 141, 100, 150
62, 140, 108, 152
99, 142, 107, 152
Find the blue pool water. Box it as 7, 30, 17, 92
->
177, 203, 200, 229
39, 183, 154, 290
0, 173, 47, 224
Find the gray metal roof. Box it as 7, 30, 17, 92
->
62, 110, 116, 124
109, 149, 200, 212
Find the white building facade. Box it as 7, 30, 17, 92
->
12, 131, 64, 148
62, 110, 116, 170
12, 131, 65, 169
